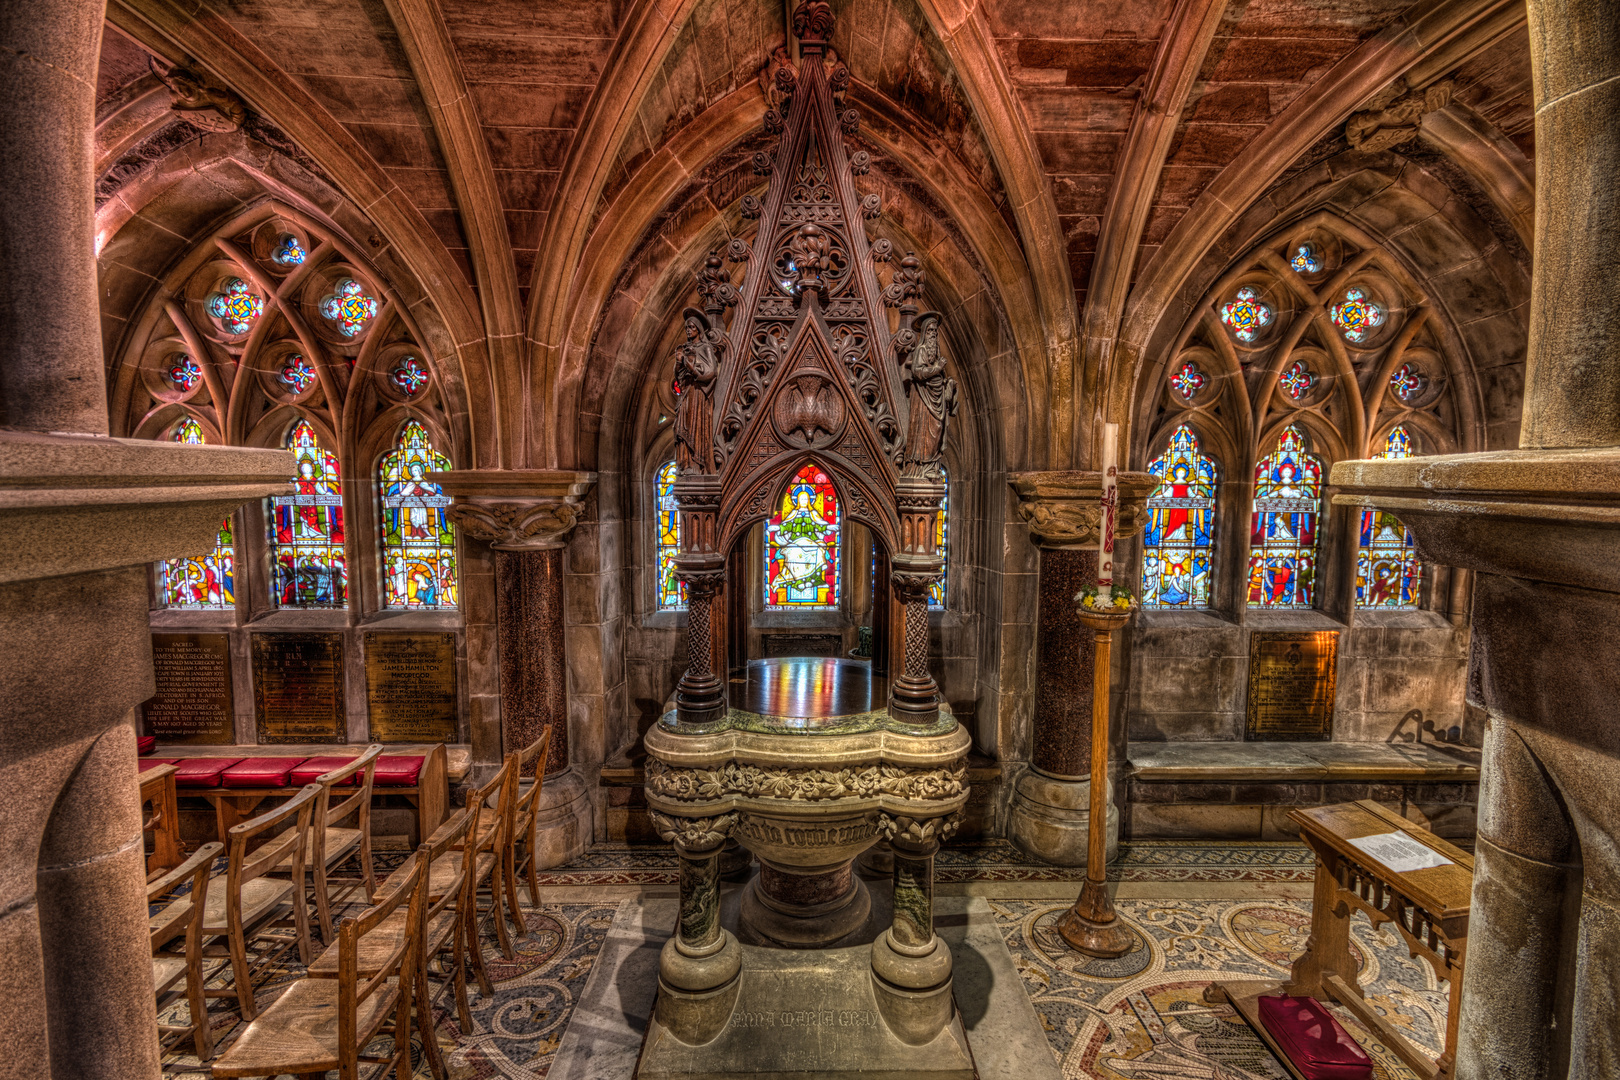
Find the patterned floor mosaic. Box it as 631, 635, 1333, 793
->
533, 838, 1319, 886
994, 897, 1450, 1079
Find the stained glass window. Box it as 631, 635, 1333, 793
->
1278, 359, 1317, 401
273, 235, 307, 266
379, 421, 456, 609
279, 355, 317, 394
169, 356, 201, 392
1356, 425, 1421, 609
208, 277, 263, 334
390, 356, 428, 396
1246, 425, 1322, 609
269, 419, 347, 607
656, 461, 684, 609
1390, 362, 1426, 403
1170, 360, 1207, 402
929, 465, 949, 609
320, 277, 378, 337
1331, 287, 1385, 343
765, 463, 841, 608
1142, 426, 1219, 609
161, 419, 235, 610
1290, 244, 1323, 274
1220, 286, 1273, 343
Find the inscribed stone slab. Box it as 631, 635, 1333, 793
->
364, 631, 456, 742
251, 632, 344, 743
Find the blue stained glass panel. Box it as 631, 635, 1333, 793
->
765, 464, 841, 608
1246, 426, 1322, 609
1142, 425, 1219, 608
1356, 425, 1422, 609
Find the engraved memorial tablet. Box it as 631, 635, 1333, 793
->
365, 632, 457, 743
1244, 630, 1338, 740
252, 633, 345, 743
143, 633, 235, 744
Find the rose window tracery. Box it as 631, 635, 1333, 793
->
272, 235, 306, 266
279, 355, 317, 394
1290, 244, 1323, 274
389, 356, 428, 396
1278, 359, 1318, 401
168, 356, 201, 392
1389, 362, 1427, 403
1170, 360, 1207, 401
1220, 286, 1274, 343
1331, 287, 1385, 343
207, 277, 263, 334
320, 277, 378, 336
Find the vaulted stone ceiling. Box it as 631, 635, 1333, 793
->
94, 0, 1536, 474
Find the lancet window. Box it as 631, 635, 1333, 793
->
655, 460, 684, 610
160, 418, 236, 610
1356, 426, 1422, 609
765, 464, 842, 609
929, 464, 950, 609
1142, 426, 1219, 609
270, 419, 347, 608
1247, 426, 1322, 609
379, 421, 456, 609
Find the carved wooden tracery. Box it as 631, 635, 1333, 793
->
672, 1, 949, 727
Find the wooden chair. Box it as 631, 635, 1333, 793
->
139, 762, 184, 878
309, 804, 482, 1080
149, 841, 224, 1061
150, 783, 319, 1021
290, 744, 382, 945
458, 753, 519, 966
506, 728, 553, 932
213, 849, 426, 1080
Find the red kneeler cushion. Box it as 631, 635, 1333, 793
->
373, 755, 424, 787
219, 757, 309, 789
137, 735, 157, 756
1258, 994, 1372, 1080
291, 757, 365, 786
171, 757, 246, 788
138, 758, 180, 773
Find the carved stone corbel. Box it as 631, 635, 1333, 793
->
651, 809, 738, 854
1345, 78, 1455, 154
151, 61, 247, 134
1009, 470, 1157, 548
427, 470, 596, 550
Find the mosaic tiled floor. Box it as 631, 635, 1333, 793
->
534, 838, 1319, 886
994, 897, 1449, 1079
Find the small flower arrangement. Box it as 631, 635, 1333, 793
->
1076, 581, 1135, 611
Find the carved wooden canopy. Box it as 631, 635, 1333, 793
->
705, 1, 907, 555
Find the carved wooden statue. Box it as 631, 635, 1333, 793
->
900, 313, 957, 479
673, 309, 720, 475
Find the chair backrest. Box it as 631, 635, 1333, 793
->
514, 728, 551, 824
465, 753, 517, 857
229, 784, 321, 903
148, 842, 222, 952
339, 848, 425, 1064
317, 744, 382, 833
416, 804, 479, 928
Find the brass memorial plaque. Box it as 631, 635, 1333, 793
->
1244, 630, 1339, 741
144, 633, 235, 744
365, 632, 457, 743
252, 633, 345, 743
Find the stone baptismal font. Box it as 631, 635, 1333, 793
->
637, 3, 973, 1075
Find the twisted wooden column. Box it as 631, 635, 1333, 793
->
674, 473, 726, 725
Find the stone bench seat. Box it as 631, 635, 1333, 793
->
137, 743, 471, 844
1126, 741, 1480, 840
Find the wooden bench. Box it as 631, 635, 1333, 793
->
137, 763, 184, 877
138, 743, 458, 844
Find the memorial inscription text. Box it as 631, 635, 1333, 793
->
365, 632, 457, 743
143, 633, 234, 744
252, 632, 345, 743
1245, 630, 1338, 740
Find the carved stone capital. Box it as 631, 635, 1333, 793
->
1009, 470, 1157, 548
875, 811, 962, 850
891, 569, 940, 603
650, 809, 737, 854
428, 469, 597, 550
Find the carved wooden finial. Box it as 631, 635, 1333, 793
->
791, 1, 836, 47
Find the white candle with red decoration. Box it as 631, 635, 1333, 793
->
1097, 422, 1119, 604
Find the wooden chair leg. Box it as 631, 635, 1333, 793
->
503, 846, 527, 936
488, 871, 514, 960
313, 862, 334, 946
186, 956, 214, 1061
228, 929, 257, 1021
415, 950, 446, 1080
466, 901, 494, 999
394, 973, 413, 1080
292, 881, 314, 966
452, 907, 475, 1034
360, 833, 376, 903
525, 842, 542, 912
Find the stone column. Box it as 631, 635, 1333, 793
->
650, 810, 742, 1046
1331, 3, 1620, 1075
888, 476, 946, 726
870, 813, 959, 1046
1006, 472, 1154, 866
437, 471, 596, 865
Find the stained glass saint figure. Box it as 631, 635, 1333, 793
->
655, 460, 684, 609
1142, 425, 1218, 608
379, 421, 456, 608
161, 418, 236, 609
1356, 426, 1422, 608
765, 464, 841, 608
269, 419, 347, 607
1246, 426, 1322, 608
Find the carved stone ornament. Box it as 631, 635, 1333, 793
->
772, 372, 847, 448
875, 811, 963, 848
646, 757, 967, 803
650, 809, 738, 852
791, 0, 836, 41
1345, 78, 1455, 153
447, 500, 581, 550
1009, 470, 1158, 548
151, 61, 247, 134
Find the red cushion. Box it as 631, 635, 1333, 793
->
219, 756, 308, 789
290, 756, 366, 786
137, 758, 180, 772
137, 735, 157, 756
373, 755, 424, 787
1258, 995, 1372, 1080
172, 757, 245, 788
